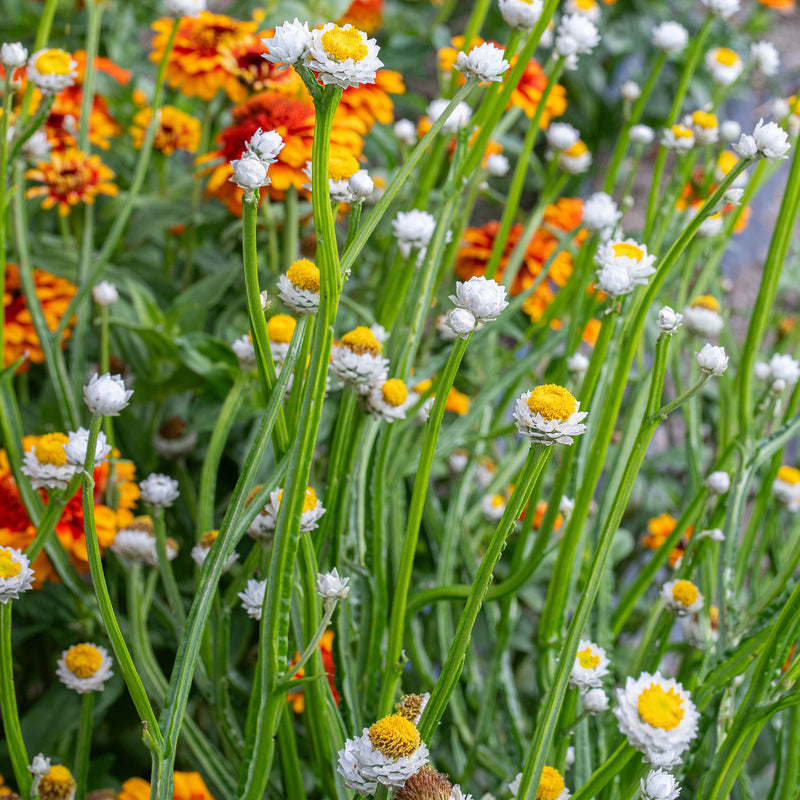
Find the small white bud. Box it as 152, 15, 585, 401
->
92, 281, 119, 307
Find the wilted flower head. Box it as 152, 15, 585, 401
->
36, 764, 77, 800
455, 42, 510, 83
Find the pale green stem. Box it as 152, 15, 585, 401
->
74, 691, 94, 800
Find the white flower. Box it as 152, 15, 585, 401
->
558, 142, 592, 174
245, 128, 284, 165
449, 450, 469, 473
486, 153, 509, 176
498, 0, 543, 30
481, 493, 507, 521
330, 327, 389, 393
56, 643, 114, 694
509, 769, 570, 800
546, 122, 580, 151
559, 495, 575, 518
231, 334, 257, 369
583, 688, 610, 715
21, 437, 77, 491
392, 209, 437, 259
720, 120, 741, 141
651, 22, 688, 54
337, 719, 430, 794
277, 258, 321, 314
583, 192, 621, 238
28, 753, 52, 795
701, 0, 741, 17
661, 580, 704, 617
83, 373, 133, 416
230, 154, 269, 190
261, 19, 312, 66
26, 49, 78, 94
111, 523, 166, 568
773, 466, 800, 507
140, 473, 180, 508
239, 579, 267, 620
657, 306, 683, 334
641, 769, 680, 800
306, 23, 383, 89
64, 427, 112, 466
21, 130, 51, 161
751, 41, 779, 76
594, 239, 657, 298
566, 0, 600, 20
759, 353, 800, 388
555, 14, 600, 57
1, 42, 28, 69
427, 98, 473, 133
569, 639, 610, 690
92, 280, 118, 307
696, 344, 729, 376
705, 47, 744, 87
705, 471, 730, 495
450, 276, 508, 323
316, 567, 351, 600
723, 187, 744, 206
734, 119, 791, 161
630, 124, 655, 145
697, 212, 724, 238
567, 352, 589, 377
661, 125, 695, 152
621, 80, 641, 102
685, 110, 719, 146
256, 487, 326, 535
394, 119, 416, 145
191, 534, 239, 570
164, 0, 206, 15
0, 547, 35, 603
683, 298, 723, 337
513, 385, 588, 446
455, 42, 510, 83
614, 671, 700, 768
349, 170, 374, 198
367, 378, 413, 421
697, 528, 725, 542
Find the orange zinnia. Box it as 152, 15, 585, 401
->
130, 102, 201, 155
338, 0, 385, 33
118, 772, 214, 800
758, 0, 794, 9
287, 630, 339, 713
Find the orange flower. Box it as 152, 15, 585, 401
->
0, 439, 138, 585
519, 499, 563, 531
287, 630, 339, 713
118, 772, 214, 800
130, 103, 202, 155
339, 69, 405, 132
3, 263, 76, 371
758, 0, 794, 9
150, 12, 257, 101
25, 149, 118, 216
642, 512, 693, 567
412, 379, 470, 416
338, 0, 385, 33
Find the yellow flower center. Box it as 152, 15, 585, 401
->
368, 714, 421, 759
34, 49, 73, 76
526, 384, 577, 421
320, 26, 368, 63
382, 379, 408, 407
714, 47, 740, 67
778, 465, 800, 484
671, 124, 694, 139
691, 110, 718, 130
564, 141, 588, 157
200, 530, 219, 548
690, 294, 720, 312
537, 766, 565, 800
340, 326, 382, 356
671, 580, 699, 606
491, 494, 505, 508
611, 242, 644, 262
64, 644, 103, 678
637, 684, 685, 730
328, 152, 360, 182
302, 487, 318, 513
34, 433, 69, 466
287, 259, 320, 293
576, 646, 601, 669
125, 516, 154, 535
0, 549, 21, 580
717, 150, 738, 175
268, 314, 297, 344
38, 765, 76, 800
576, 0, 596, 8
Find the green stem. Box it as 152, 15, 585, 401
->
74, 691, 95, 800
152, 508, 184, 626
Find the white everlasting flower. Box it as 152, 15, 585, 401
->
683, 297, 723, 337
337, 717, 430, 794
231, 334, 257, 369
92, 280, 119, 307
509, 769, 570, 800
558, 141, 592, 174
21, 130, 51, 161
685, 110, 719, 146
583, 192, 621, 238
705, 47, 744, 87
661, 580, 704, 617
191, 532, 239, 570
83, 372, 133, 416
651, 22, 688, 54
513, 385, 588, 446
697, 528, 725, 542
450, 276, 508, 323
498, 0, 543, 30
164, 0, 206, 15
569, 639, 610, 689
349, 169, 374, 199
701, 0, 741, 17
621, 80, 641, 102
614, 671, 700, 768
330, 327, 389, 394
316, 567, 351, 600
594, 239, 657, 298
111, 522, 168, 568
773, 467, 800, 507
696, 344, 729, 376
256, 487, 326, 535
449, 450, 469, 474
583, 688, 610, 715
28, 754, 52, 795
476, 458, 496, 488
706, 471, 730, 495
367, 378, 413, 421
245, 128, 285, 165
306, 23, 382, 89
139, 473, 180, 509
723, 186, 744, 206
734, 119, 791, 161
697, 212, 724, 238
394, 119, 416, 145
720, 120, 741, 142
560, 495, 575, 518
1, 42, 28, 69
261, 19, 312, 66
56, 643, 114, 694
64, 427, 112, 467
566, 0, 600, 20
427, 98, 473, 133
392, 209, 437, 259
445, 308, 478, 342
455, 42, 510, 83
555, 14, 600, 57
657, 306, 683, 334
21, 437, 77, 491
239, 579, 267, 620
641, 769, 680, 800
486, 153, 510, 176
661, 125, 695, 152
630, 124, 655, 145
277, 258, 321, 315
751, 41, 779, 76
546, 122, 580, 151
230, 154, 270, 191
567, 352, 589, 377
481, 493, 507, 522
26, 49, 78, 94
0, 547, 35, 603
758, 353, 800, 388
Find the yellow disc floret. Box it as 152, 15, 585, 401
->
34, 433, 69, 466
714, 47, 740, 66
368, 714, 421, 759
564, 141, 588, 157
302, 487, 318, 514
671, 580, 699, 607
491, 494, 505, 508
200, 530, 219, 548
536, 766, 565, 800
287, 259, 320, 293
321, 26, 369, 62
35, 49, 73, 76
38, 765, 76, 800
64, 644, 103, 678
612, 243, 644, 262
778, 465, 800, 484
690, 295, 720, 312
576, 646, 601, 669
0, 549, 21, 580
527, 384, 577, 421
637, 684, 685, 730
692, 110, 718, 130
382, 379, 408, 407
268, 314, 297, 344
671, 124, 693, 139
328, 152, 360, 182
340, 326, 382, 356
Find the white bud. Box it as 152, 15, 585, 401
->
348, 169, 374, 198
446, 308, 477, 338
83, 373, 133, 416
582, 688, 609, 714
658, 306, 683, 334
230, 154, 269, 190
706, 471, 730, 495
92, 281, 119, 307
1, 42, 28, 69
696, 343, 729, 376
394, 119, 416, 145
621, 80, 641, 102
315, 567, 350, 600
